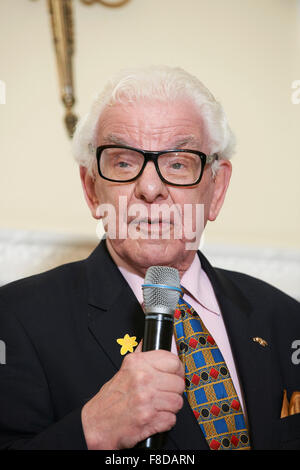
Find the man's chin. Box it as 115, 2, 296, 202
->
109, 237, 192, 274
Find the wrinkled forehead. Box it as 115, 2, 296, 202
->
95, 98, 206, 150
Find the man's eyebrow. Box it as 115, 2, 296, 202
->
171, 136, 200, 148
101, 134, 201, 149
102, 134, 129, 146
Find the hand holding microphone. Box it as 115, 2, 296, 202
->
81, 266, 184, 450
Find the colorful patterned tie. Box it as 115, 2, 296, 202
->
174, 291, 251, 450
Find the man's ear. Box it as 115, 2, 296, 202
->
79, 166, 101, 219
208, 159, 232, 222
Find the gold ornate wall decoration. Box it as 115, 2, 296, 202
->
48, 0, 77, 138
80, 0, 129, 6
32, 0, 130, 138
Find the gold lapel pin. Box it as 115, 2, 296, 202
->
252, 336, 268, 347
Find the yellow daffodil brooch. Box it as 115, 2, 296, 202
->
117, 334, 138, 355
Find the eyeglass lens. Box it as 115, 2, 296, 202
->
99, 147, 202, 185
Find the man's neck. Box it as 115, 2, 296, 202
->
105, 237, 197, 279
106, 238, 140, 276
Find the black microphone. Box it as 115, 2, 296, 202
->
139, 265, 181, 449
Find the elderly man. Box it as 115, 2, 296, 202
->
0, 66, 299, 451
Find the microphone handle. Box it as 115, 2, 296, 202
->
140, 312, 174, 449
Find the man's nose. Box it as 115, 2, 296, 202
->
134, 161, 168, 203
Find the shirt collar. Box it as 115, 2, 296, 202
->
180, 254, 220, 316
118, 266, 144, 305
118, 254, 220, 316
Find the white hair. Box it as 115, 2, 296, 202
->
72, 65, 236, 175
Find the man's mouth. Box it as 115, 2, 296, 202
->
127, 217, 175, 237
130, 217, 172, 225
131, 217, 173, 227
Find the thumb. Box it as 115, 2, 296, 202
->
134, 339, 143, 353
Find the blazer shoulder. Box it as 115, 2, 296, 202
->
0, 259, 87, 320
215, 267, 299, 313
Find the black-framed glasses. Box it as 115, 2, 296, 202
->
96, 145, 218, 187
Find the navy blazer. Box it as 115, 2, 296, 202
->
0, 240, 299, 450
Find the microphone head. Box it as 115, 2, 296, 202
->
142, 266, 181, 315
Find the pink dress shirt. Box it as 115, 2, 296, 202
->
118, 254, 246, 415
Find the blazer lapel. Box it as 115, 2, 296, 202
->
85, 240, 145, 371
199, 251, 275, 449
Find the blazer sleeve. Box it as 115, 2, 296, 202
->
0, 297, 87, 450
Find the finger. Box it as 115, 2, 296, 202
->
158, 371, 185, 394
153, 391, 184, 414
149, 411, 177, 434
143, 350, 184, 377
